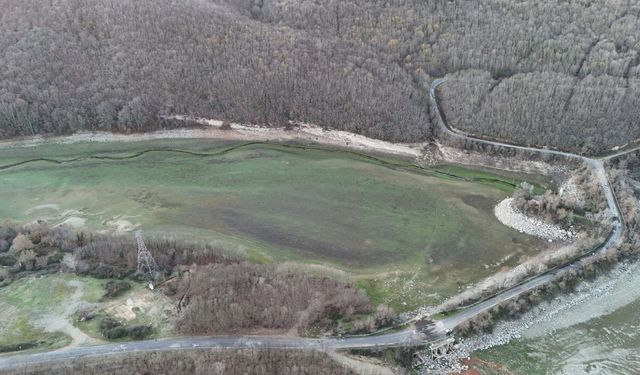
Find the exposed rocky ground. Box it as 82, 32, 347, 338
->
417, 259, 640, 374
494, 198, 576, 242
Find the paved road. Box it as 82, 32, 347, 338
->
429, 78, 640, 162
428, 78, 627, 331
1, 78, 638, 371
0, 330, 423, 369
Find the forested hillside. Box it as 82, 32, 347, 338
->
1, 0, 639, 153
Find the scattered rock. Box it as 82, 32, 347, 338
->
416, 261, 640, 374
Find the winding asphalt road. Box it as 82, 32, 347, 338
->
428, 78, 627, 331
0, 79, 638, 371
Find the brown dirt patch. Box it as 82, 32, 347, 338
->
462, 194, 496, 211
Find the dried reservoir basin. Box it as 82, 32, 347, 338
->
0, 139, 544, 311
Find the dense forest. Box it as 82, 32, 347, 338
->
175, 263, 374, 335
1, 0, 639, 153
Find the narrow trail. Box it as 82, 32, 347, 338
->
32, 280, 98, 348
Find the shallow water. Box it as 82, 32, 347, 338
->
476, 260, 640, 374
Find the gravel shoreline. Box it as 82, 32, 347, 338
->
0, 117, 424, 160
418, 259, 640, 374
494, 198, 575, 242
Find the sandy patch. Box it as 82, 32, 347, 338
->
56, 217, 87, 229
103, 216, 139, 233
0, 116, 423, 160
437, 142, 566, 177
105, 289, 171, 324
32, 280, 99, 347
494, 198, 575, 242
328, 352, 394, 375
24, 204, 60, 215
25, 204, 90, 230
59, 209, 85, 218
24, 204, 139, 234
182, 115, 424, 157
559, 175, 586, 209
110, 304, 136, 321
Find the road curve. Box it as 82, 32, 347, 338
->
429, 78, 625, 331
0, 79, 637, 371
429, 78, 640, 162
429, 78, 624, 235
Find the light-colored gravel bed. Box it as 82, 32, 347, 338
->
494, 198, 575, 242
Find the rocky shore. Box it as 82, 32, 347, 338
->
494, 198, 575, 242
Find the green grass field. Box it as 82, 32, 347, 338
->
0, 274, 103, 352
0, 273, 172, 352
0, 140, 545, 311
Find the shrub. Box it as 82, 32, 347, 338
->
176, 263, 372, 335
9, 233, 34, 254
47, 252, 63, 265
0, 254, 17, 267
104, 326, 128, 340
127, 325, 152, 340
0, 239, 10, 253
99, 316, 122, 333
103, 280, 131, 299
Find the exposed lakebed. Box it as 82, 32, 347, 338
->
0, 139, 545, 311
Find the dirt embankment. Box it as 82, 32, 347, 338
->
0, 117, 423, 160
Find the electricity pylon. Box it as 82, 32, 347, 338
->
135, 231, 158, 289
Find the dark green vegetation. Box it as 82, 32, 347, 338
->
0, 332, 69, 354
2, 0, 640, 153
102, 280, 131, 299
98, 316, 151, 340
74, 305, 166, 343
0, 140, 544, 311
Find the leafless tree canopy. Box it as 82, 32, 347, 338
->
11, 348, 365, 375
609, 152, 640, 253
1, 0, 639, 152
175, 263, 371, 335
73, 234, 242, 278
0, 224, 385, 336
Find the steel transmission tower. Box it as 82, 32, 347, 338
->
135, 231, 158, 289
